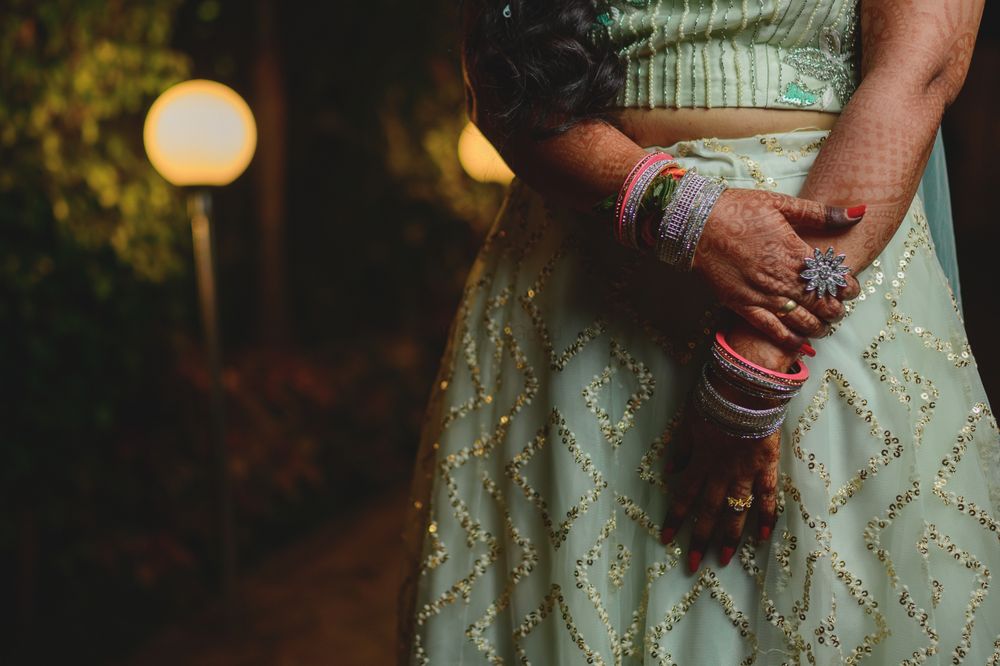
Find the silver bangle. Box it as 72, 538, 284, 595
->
693, 368, 788, 439
708, 350, 804, 400
655, 170, 727, 270
707, 364, 801, 401
656, 170, 706, 266
699, 367, 786, 418
710, 345, 805, 396
679, 178, 727, 270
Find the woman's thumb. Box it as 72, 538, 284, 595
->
777, 195, 866, 230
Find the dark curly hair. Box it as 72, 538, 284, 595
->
461, 0, 625, 140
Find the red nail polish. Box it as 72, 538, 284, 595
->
688, 550, 702, 573
660, 527, 675, 545
799, 342, 816, 357
759, 525, 772, 541
720, 546, 735, 566
846, 204, 867, 220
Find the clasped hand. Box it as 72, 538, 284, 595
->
661, 189, 863, 572
692, 188, 864, 348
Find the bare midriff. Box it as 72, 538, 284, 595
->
615, 108, 839, 149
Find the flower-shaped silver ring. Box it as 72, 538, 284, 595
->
800, 247, 850, 299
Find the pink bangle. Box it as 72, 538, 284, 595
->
614, 152, 673, 246
714, 331, 810, 383
613, 154, 658, 243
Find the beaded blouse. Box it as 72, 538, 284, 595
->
597, 0, 860, 112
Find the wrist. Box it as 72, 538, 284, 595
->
687, 188, 732, 273
655, 170, 726, 269
604, 153, 723, 270
711, 370, 783, 409
727, 322, 800, 375
694, 330, 808, 439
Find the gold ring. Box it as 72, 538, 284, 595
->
776, 299, 798, 318
726, 494, 754, 512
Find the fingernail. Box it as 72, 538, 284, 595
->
759, 525, 772, 541
827, 205, 865, 227
660, 527, 675, 545
687, 550, 702, 573
799, 342, 816, 357
720, 546, 735, 566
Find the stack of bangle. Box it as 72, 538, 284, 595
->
600, 153, 727, 271
656, 170, 728, 270
612, 152, 686, 251
694, 331, 810, 439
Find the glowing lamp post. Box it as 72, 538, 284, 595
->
144, 80, 256, 597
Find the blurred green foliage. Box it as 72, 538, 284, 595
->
0, 0, 191, 278
0, 0, 508, 660
0, 0, 192, 477
0, 0, 194, 659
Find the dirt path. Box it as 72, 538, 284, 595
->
128, 491, 406, 666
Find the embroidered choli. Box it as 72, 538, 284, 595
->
596, 0, 859, 111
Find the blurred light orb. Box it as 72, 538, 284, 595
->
144, 79, 256, 186
458, 122, 514, 185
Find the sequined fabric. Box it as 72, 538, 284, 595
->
598, 0, 860, 111
400, 131, 1000, 663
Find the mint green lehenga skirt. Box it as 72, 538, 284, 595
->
401, 130, 1000, 664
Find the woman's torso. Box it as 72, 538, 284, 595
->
599, 0, 860, 111
617, 106, 836, 148
407, 129, 1000, 662
601, 0, 859, 146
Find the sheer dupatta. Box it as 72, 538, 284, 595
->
919, 128, 963, 313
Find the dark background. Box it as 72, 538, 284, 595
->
1, 1, 997, 664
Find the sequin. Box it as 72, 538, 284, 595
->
778, 20, 858, 109
402, 134, 1000, 663
779, 81, 821, 107
596, 11, 617, 27
597, 0, 860, 110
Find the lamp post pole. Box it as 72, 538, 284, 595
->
188, 190, 235, 599
144, 78, 256, 601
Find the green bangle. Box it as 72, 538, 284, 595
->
593, 174, 679, 217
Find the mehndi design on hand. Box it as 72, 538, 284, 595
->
690, 188, 864, 348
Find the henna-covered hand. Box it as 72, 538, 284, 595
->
691, 189, 865, 349
659, 325, 800, 569
661, 409, 780, 570
660, 0, 986, 571
722, 0, 984, 378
